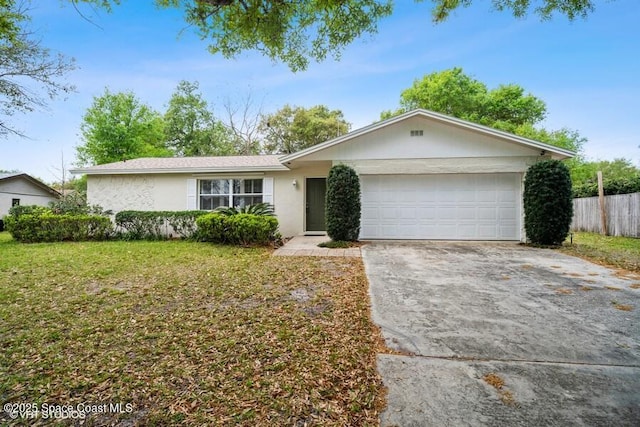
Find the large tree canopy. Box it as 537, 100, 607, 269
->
0, 0, 75, 137
431, 0, 598, 22
382, 67, 547, 129
76, 89, 170, 166
382, 67, 584, 155
260, 104, 350, 154
164, 80, 236, 156
61, 0, 606, 71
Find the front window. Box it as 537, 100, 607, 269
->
199, 179, 263, 210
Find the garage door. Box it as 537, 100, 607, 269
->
360, 174, 521, 240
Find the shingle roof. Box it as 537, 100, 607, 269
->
70, 155, 289, 175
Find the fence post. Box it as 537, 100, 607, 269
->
597, 171, 608, 236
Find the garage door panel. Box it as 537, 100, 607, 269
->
458, 207, 477, 220
477, 190, 497, 202
360, 173, 521, 240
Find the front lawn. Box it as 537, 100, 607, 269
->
0, 232, 385, 425
561, 231, 640, 273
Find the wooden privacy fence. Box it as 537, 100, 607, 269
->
572, 192, 640, 237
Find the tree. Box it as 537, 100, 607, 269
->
571, 158, 639, 187
523, 159, 573, 246
326, 164, 361, 242
221, 93, 262, 155
383, 68, 487, 120
164, 80, 235, 156
382, 68, 586, 158
159, 0, 394, 72
0, 0, 75, 137
571, 158, 640, 197
260, 104, 350, 154
2, 1, 609, 73
76, 89, 170, 166
382, 68, 547, 128
431, 0, 599, 22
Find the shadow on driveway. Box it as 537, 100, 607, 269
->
363, 241, 640, 426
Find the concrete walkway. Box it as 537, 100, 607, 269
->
273, 235, 361, 257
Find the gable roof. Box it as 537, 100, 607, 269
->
70, 155, 289, 175
281, 109, 575, 163
71, 109, 575, 176
0, 173, 61, 197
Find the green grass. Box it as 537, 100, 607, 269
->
0, 232, 384, 425
561, 231, 640, 272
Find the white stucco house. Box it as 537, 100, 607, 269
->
70, 109, 573, 241
0, 173, 61, 218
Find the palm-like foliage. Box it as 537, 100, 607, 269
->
215, 203, 275, 217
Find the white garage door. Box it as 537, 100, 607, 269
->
360, 174, 521, 240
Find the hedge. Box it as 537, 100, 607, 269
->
196, 213, 279, 246
115, 210, 207, 240
5, 212, 113, 243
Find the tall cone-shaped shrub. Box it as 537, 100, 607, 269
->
326, 164, 361, 241
524, 159, 573, 245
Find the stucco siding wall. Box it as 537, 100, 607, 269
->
87, 174, 188, 212
87, 164, 332, 238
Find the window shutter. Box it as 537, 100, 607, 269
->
186, 179, 197, 210
263, 177, 274, 205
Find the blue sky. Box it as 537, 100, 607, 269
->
3, 0, 639, 183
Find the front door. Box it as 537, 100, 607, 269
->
306, 178, 326, 232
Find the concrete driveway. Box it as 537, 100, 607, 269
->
362, 241, 640, 427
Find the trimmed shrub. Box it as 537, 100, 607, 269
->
196, 212, 279, 246
115, 210, 207, 240
326, 164, 361, 241
115, 211, 166, 240
524, 160, 573, 245
166, 211, 209, 238
195, 213, 228, 243
5, 212, 113, 243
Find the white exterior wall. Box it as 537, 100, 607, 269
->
0, 179, 59, 217
271, 163, 331, 237
301, 116, 543, 162
87, 164, 332, 238
88, 174, 187, 212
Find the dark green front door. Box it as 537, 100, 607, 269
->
306, 178, 326, 232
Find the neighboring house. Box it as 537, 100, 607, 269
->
71, 109, 573, 241
0, 173, 61, 218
